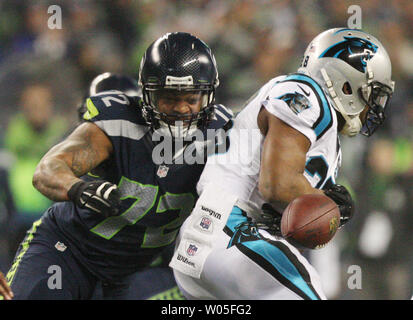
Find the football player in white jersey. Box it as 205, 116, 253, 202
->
170, 28, 395, 300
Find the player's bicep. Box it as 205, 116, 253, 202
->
260, 109, 310, 182
42, 122, 113, 177
258, 108, 317, 205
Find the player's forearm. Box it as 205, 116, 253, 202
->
32, 156, 82, 202
259, 173, 324, 210
33, 123, 112, 202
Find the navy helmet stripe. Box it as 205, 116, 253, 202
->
280, 74, 333, 140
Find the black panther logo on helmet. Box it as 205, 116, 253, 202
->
319, 36, 378, 73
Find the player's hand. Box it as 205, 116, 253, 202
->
68, 180, 121, 217
324, 184, 354, 227
0, 271, 13, 300
257, 203, 283, 236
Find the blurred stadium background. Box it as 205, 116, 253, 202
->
0, 0, 412, 300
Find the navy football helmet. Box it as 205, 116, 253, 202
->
138, 32, 219, 137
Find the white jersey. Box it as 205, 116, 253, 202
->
197, 73, 342, 211
171, 73, 340, 300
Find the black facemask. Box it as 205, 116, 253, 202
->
359, 81, 393, 136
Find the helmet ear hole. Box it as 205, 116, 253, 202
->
342, 82, 353, 95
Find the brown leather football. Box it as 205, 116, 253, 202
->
281, 194, 340, 249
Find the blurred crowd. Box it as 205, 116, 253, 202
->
0, 0, 412, 300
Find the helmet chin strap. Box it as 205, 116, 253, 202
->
340, 115, 362, 137
320, 68, 362, 137
154, 120, 198, 139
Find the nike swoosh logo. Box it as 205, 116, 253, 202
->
297, 85, 310, 97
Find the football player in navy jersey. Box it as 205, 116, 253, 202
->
77, 72, 184, 300
6, 32, 233, 299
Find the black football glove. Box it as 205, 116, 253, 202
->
256, 203, 283, 236
324, 184, 355, 227
68, 180, 121, 217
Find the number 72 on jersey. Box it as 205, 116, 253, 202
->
90, 176, 195, 248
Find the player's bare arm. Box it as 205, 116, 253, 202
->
32, 122, 113, 202
0, 271, 13, 300
257, 107, 324, 209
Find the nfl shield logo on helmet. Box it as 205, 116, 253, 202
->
186, 244, 198, 256
157, 165, 169, 178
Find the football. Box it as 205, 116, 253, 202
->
280, 194, 340, 249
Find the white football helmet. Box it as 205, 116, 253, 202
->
298, 28, 395, 136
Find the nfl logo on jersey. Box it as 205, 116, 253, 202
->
186, 244, 198, 256
199, 217, 212, 230
54, 241, 67, 252
156, 165, 169, 178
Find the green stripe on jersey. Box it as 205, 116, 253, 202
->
83, 98, 100, 120
147, 286, 186, 300
6, 219, 43, 285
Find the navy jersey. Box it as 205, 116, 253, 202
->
42, 91, 233, 282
